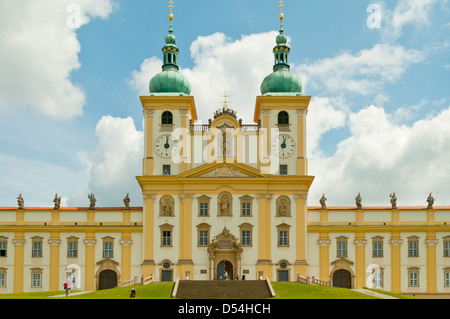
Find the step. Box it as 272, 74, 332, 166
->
175, 280, 272, 299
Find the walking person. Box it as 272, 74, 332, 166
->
63, 280, 71, 297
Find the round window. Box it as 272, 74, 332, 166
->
163, 262, 170, 269
280, 262, 287, 269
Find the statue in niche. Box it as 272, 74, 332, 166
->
88, 193, 96, 210
53, 193, 61, 210
319, 194, 327, 210
389, 192, 397, 209
123, 193, 130, 210
355, 192, 362, 210
427, 192, 434, 209
160, 196, 174, 217
17, 193, 24, 210
277, 196, 290, 217
218, 193, 232, 216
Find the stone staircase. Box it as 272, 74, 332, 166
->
174, 280, 274, 299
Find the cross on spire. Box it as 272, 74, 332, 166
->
278, 0, 285, 29
168, 0, 174, 28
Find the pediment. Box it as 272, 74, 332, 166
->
178, 162, 268, 179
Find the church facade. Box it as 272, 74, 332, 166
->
0, 7, 449, 296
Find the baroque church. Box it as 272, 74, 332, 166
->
0, 3, 449, 297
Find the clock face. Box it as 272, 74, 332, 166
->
272, 134, 296, 158
154, 134, 180, 158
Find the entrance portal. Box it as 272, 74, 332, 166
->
333, 269, 351, 288
217, 260, 233, 280
99, 270, 117, 290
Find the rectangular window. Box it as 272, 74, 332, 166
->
32, 241, 42, 258
373, 241, 383, 257
199, 231, 209, 246
337, 241, 347, 258
162, 231, 171, 247
199, 202, 209, 216
444, 241, 450, 257
409, 241, 419, 257
163, 165, 171, 176
0, 272, 5, 287
0, 242, 6, 257
279, 165, 288, 175
279, 231, 288, 247
409, 272, 418, 287
32, 273, 41, 288
68, 242, 78, 258
241, 230, 251, 246
373, 272, 383, 288
241, 202, 251, 216
446, 272, 450, 287
103, 242, 113, 258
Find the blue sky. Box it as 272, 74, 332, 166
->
0, 0, 449, 208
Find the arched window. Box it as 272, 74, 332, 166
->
278, 111, 289, 125
161, 111, 173, 125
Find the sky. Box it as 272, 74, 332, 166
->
0, 0, 449, 208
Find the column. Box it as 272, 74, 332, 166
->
256, 193, 273, 280
178, 193, 194, 279
260, 110, 271, 174
144, 109, 155, 176
142, 194, 156, 277
120, 234, 133, 283
425, 234, 438, 294
353, 235, 367, 289
296, 109, 308, 175
389, 234, 403, 293
12, 234, 25, 293
48, 235, 61, 291
294, 194, 308, 276
317, 236, 331, 282
84, 234, 97, 291
179, 110, 189, 174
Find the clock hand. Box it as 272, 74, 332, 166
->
281, 136, 287, 149
164, 136, 170, 149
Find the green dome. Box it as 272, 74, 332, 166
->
260, 68, 302, 95
149, 69, 191, 95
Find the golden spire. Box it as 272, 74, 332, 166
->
168, 0, 174, 28
278, 0, 285, 30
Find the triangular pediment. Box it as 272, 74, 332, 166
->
177, 162, 269, 179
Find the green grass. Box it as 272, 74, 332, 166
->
365, 288, 417, 299
0, 282, 415, 299
271, 282, 379, 299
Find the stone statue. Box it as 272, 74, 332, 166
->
162, 203, 173, 216
389, 192, 397, 209
53, 193, 61, 210
218, 193, 231, 216
160, 196, 174, 216
355, 192, 362, 210
17, 193, 24, 210
319, 193, 327, 210
88, 193, 96, 210
123, 193, 130, 210
427, 192, 434, 209
277, 197, 290, 216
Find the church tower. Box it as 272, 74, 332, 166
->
138, 2, 198, 278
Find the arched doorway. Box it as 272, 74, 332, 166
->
99, 270, 117, 290
333, 269, 352, 288
217, 260, 234, 280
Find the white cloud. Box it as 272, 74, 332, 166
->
381, 0, 441, 42
0, 0, 116, 119
296, 43, 424, 96
309, 105, 450, 206
68, 116, 144, 207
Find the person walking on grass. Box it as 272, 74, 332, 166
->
63, 280, 71, 297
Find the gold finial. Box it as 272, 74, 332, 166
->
222, 91, 231, 110
168, 0, 174, 27
278, 0, 285, 29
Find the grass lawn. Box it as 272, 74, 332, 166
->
271, 282, 378, 299
0, 282, 415, 299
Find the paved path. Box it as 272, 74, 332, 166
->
50, 291, 93, 298
353, 289, 398, 299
